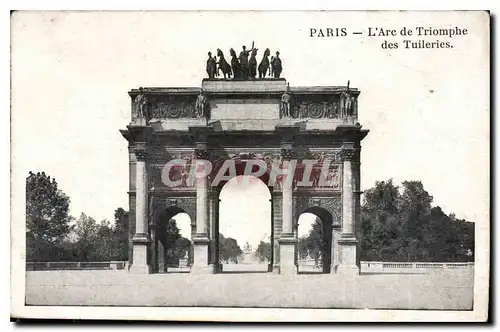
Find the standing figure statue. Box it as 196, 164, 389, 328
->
271, 51, 282, 78
238, 41, 255, 79
248, 48, 258, 79
229, 48, 242, 79
341, 81, 355, 118
216, 49, 232, 79
195, 88, 208, 118
134, 87, 149, 120
206, 51, 217, 79
213, 54, 219, 77
280, 83, 292, 118
258, 48, 271, 78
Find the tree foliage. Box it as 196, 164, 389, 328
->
164, 218, 191, 266
219, 234, 243, 263
297, 218, 330, 266
254, 241, 272, 262
26, 171, 73, 261
113, 208, 129, 261
360, 179, 474, 262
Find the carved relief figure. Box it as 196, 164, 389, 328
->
134, 87, 149, 119
206, 51, 217, 79
216, 49, 232, 79
258, 48, 271, 78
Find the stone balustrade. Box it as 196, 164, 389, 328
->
360, 261, 474, 274
26, 261, 128, 271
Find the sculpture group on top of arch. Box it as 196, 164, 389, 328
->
206, 42, 283, 79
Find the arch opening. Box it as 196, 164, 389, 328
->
297, 207, 333, 274
217, 175, 272, 273
155, 207, 193, 273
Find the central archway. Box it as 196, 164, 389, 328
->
217, 175, 272, 273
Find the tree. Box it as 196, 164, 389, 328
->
360, 179, 475, 262
73, 213, 100, 261
26, 171, 73, 261
298, 237, 309, 260
306, 218, 324, 265
255, 241, 272, 262
219, 234, 243, 263
113, 208, 129, 261
94, 219, 116, 261
165, 218, 182, 266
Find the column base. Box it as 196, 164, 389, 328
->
129, 264, 152, 274
129, 234, 151, 274
191, 264, 215, 274
336, 264, 360, 276
191, 236, 214, 274
337, 235, 359, 276
278, 236, 297, 276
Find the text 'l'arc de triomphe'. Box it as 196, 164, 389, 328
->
121, 70, 369, 275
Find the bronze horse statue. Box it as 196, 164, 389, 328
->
229, 48, 242, 79
258, 48, 271, 78
248, 48, 258, 79
216, 48, 232, 79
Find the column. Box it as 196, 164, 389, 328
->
157, 240, 165, 273
208, 190, 220, 272
191, 146, 213, 274
336, 143, 359, 275
271, 194, 282, 274
278, 145, 297, 275
129, 145, 151, 274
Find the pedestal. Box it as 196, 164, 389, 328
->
336, 236, 359, 275
129, 235, 151, 274
279, 236, 297, 275
191, 236, 214, 274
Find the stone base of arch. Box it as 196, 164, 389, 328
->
278, 235, 297, 275
336, 236, 360, 275
129, 235, 152, 274
191, 236, 215, 274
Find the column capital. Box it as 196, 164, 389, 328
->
340, 147, 359, 162
133, 142, 148, 161
194, 148, 209, 160
135, 149, 148, 161
280, 147, 296, 161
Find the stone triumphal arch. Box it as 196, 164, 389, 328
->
120, 78, 368, 275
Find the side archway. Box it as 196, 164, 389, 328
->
297, 206, 333, 274
154, 206, 194, 273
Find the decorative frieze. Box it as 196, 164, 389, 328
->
279, 93, 358, 120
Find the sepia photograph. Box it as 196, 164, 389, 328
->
10, 10, 489, 322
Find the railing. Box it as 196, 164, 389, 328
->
27, 261, 474, 274
360, 261, 474, 274
26, 261, 128, 271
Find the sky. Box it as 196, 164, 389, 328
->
11, 11, 489, 248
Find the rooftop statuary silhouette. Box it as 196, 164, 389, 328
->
206, 44, 283, 79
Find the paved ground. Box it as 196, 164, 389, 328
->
25, 269, 473, 309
